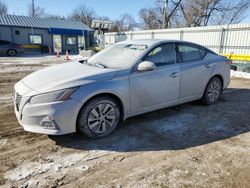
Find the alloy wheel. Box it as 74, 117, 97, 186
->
87, 103, 116, 134
207, 79, 221, 103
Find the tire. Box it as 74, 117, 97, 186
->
77, 96, 121, 138
201, 77, 222, 105
7, 49, 17, 56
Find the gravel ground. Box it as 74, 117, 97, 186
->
0, 55, 250, 188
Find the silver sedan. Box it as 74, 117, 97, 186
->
13, 39, 231, 138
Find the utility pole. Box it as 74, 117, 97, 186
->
162, 0, 168, 29
32, 0, 35, 17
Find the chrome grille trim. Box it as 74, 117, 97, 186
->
14, 90, 22, 111
16, 93, 22, 105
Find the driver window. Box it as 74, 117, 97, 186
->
143, 43, 176, 67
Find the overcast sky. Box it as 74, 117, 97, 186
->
2, 0, 250, 23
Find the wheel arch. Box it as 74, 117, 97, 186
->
210, 74, 224, 89
202, 74, 224, 97
75, 92, 125, 127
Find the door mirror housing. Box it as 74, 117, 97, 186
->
137, 61, 156, 72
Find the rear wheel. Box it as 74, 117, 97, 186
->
201, 77, 222, 105
77, 97, 121, 138
7, 49, 17, 56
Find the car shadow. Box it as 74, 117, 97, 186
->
49, 88, 250, 152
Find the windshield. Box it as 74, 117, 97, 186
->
87, 43, 147, 69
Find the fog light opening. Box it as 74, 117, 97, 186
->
41, 116, 57, 130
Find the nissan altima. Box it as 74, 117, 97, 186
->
13, 39, 231, 138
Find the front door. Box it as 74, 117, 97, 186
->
53, 35, 62, 53
130, 43, 180, 114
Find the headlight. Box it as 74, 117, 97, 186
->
29, 87, 78, 104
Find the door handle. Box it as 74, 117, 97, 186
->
204, 63, 211, 68
169, 72, 179, 78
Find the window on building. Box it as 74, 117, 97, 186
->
78, 36, 84, 50
66, 36, 77, 45
15, 30, 20, 35
29, 35, 42, 44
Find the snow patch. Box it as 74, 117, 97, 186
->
6, 162, 51, 181
4, 150, 115, 182
0, 66, 42, 73
0, 138, 8, 146
4, 152, 87, 181
69, 54, 85, 61
231, 70, 250, 79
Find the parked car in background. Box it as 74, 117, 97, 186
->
0, 40, 24, 56
13, 39, 231, 138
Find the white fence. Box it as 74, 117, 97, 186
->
104, 23, 250, 55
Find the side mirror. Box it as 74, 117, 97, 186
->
137, 61, 156, 72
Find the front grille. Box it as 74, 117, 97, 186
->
16, 93, 21, 106
14, 91, 22, 111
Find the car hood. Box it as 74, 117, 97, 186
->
20, 62, 117, 94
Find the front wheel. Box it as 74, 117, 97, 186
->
201, 77, 222, 105
77, 97, 121, 138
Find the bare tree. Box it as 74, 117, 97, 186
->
139, 0, 183, 29
139, 7, 162, 29
27, 1, 45, 18
138, 0, 249, 29
96, 16, 111, 22
69, 4, 96, 27
0, 0, 7, 15
179, 0, 250, 27
45, 14, 66, 20
156, 0, 183, 28
213, 0, 250, 24
110, 14, 137, 32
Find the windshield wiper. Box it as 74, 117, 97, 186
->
78, 57, 89, 64
80, 60, 107, 68
79, 59, 87, 64
95, 62, 107, 68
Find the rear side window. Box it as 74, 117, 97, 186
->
178, 44, 207, 63
143, 43, 176, 67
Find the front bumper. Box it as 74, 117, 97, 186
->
13, 92, 80, 135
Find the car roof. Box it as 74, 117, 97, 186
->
119, 39, 171, 46
118, 39, 216, 54
118, 39, 199, 46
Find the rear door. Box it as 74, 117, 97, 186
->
130, 43, 180, 114
177, 43, 212, 101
